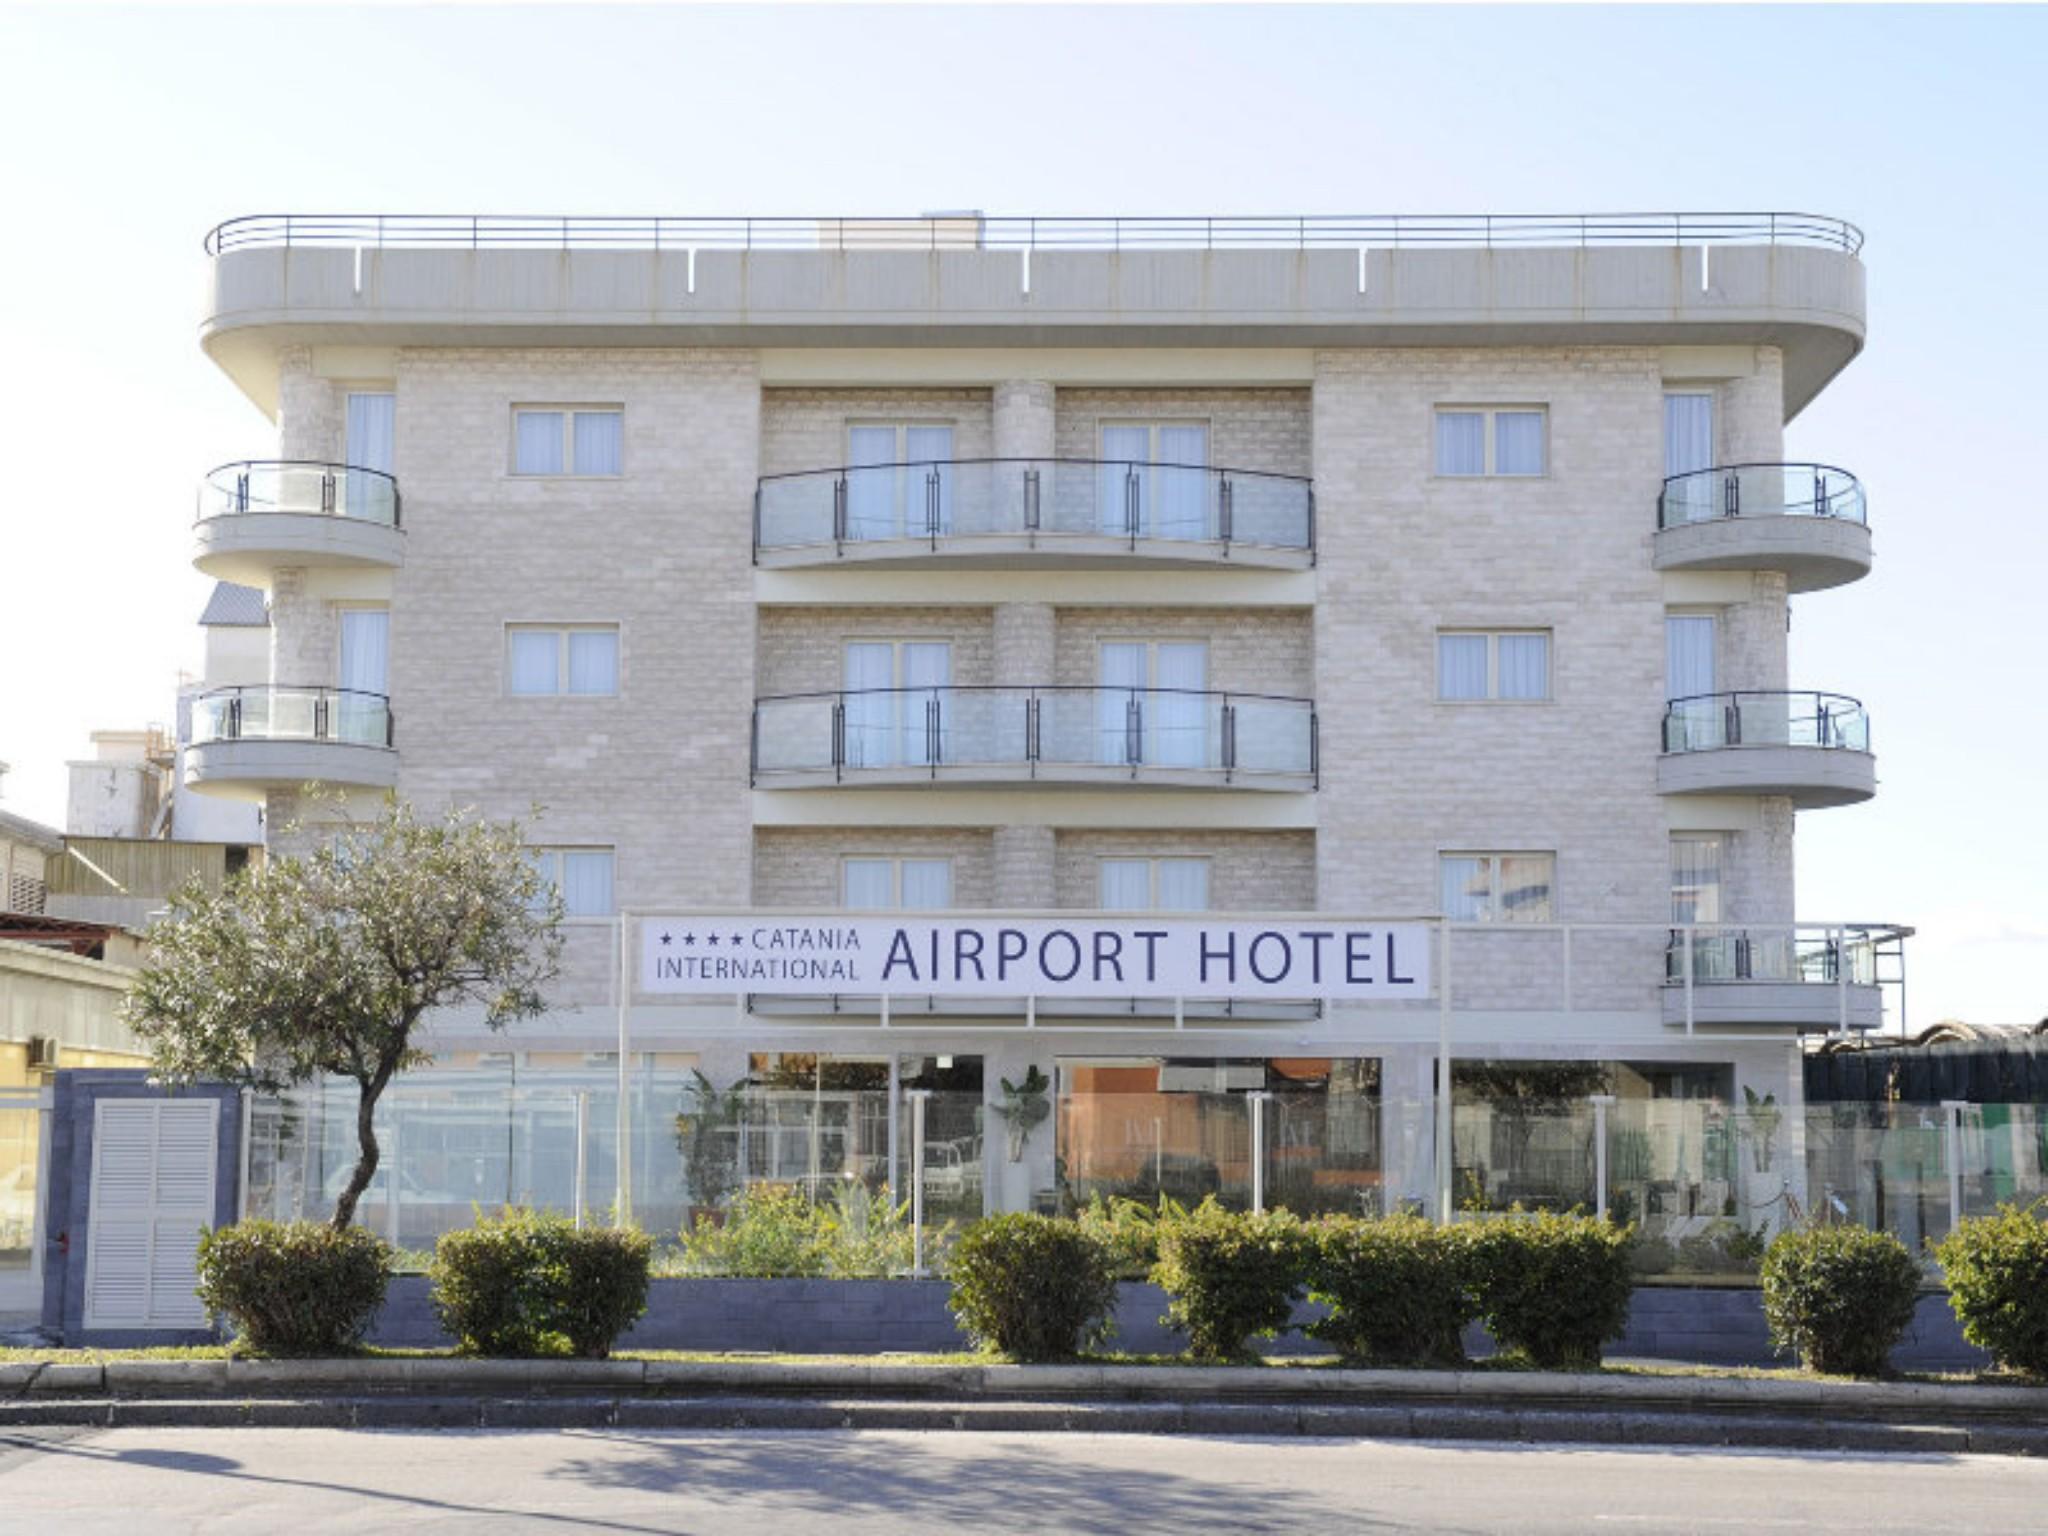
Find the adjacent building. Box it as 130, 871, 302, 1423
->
190, 212, 1905, 1243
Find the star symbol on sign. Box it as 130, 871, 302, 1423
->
730, 933, 744, 947
706, 933, 719, 947
683, 932, 696, 946
660, 932, 673, 947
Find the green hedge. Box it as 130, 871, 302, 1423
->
1936, 1203, 2048, 1378
677, 1182, 940, 1278
1152, 1201, 1310, 1362
195, 1220, 393, 1357
1306, 1213, 1477, 1367
1760, 1225, 1921, 1377
1468, 1212, 1635, 1370
947, 1214, 1118, 1361
431, 1209, 652, 1358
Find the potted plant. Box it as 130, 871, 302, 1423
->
992, 1065, 1052, 1163
676, 1070, 746, 1228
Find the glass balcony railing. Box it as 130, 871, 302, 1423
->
752, 685, 1316, 783
192, 686, 394, 749
1662, 926, 1901, 987
199, 460, 402, 528
1661, 691, 1868, 754
755, 457, 1313, 557
1658, 463, 1864, 530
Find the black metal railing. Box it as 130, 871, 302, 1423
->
191, 686, 394, 749
1661, 691, 1869, 755
1658, 463, 1864, 530
206, 211, 1864, 256
755, 457, 1312, 558
199, 461, 401, 528
751, 685, 1317, 785
1662, 926, 1907, 987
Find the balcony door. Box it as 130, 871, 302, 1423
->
1098, 641, 1208, 768
1097, 424, 1210, 539
843, 640, 950, 768
337, 609, 390, 745
1663, 393, 1714, 479
846, 424, 954, 540
344, 392, 396, 520
1664, 615, 1717, 750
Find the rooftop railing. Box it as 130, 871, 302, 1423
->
756, 456, 1313, 558
199, 460, 401, 528
1659, 463, 1865, 530
205, 210, 1864, 256
752, 685, 1317, 784
1662, 691, 1869, 755
192, 686, 394, 749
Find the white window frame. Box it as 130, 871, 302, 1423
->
1097, 856, 1212, 912
505, 625, 621, 698
511, 405, 624, 477
1097, 420, 1212, 464
1434, 406, 1549, 478
529, 846, 616, 920
845, 422, 958, 537
840, 855, 954, 910
1669, 835, 1724, 926
1439, 851, 1556, 924
1436, 629, 1553, 702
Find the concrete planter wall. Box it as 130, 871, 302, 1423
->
364, 1275, 1987, 1370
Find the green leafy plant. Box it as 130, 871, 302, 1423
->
1467, 1210, 1635, 1370
124, 798, 563, 1228
1151, 1199, 1311, 1362
1306, 1213, 1478, 1367
1759, 1224, 1921, 1377
676, 1181, 947, 1278
1935, 1201, 2048, 1378
1074, 1193, 1189, 1279
195, 1219, 393, 1357
991, 1065, 1051, 1163
946, 1213, 1119, 1361
1740, 1087, 1783, 1175
431, 1208, 652, 1358
674, 1071, 746, 1216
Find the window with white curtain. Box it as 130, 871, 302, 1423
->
1434, 407, 1547, 477
843, 640, 952, 768
842, 857, 953, 910
1440, 852, 1555, 923
512, 407, 623, 476
1670, 836, 1723, 925
1663, 393, 1716, 479
846, 423, 955, 538
1437, 631, 1551, 701
1097, 422, 1211, 538
506, 626, 620, 696
1097, 640, 1209, 768
344, 393, 397, 520
336, 609, 391, 744
529, 847, 615, 917
1099, 857, 1211, 911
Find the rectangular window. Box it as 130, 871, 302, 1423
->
1440, 852, 1555, 923
507, 626, 619, 696
846, 423, 955, 538
530, 847, 615, 917
843, 640, 952, 767
1435, 407, 1547, 477
1099, 422, 1212, 538
841, 857, 953, 910
1437, 631, 1551, 701
1099, 857, 1211, 912
512, 407, 623, 476
1663, 392, 1715, 479
1098, 640, 1209, 767
1670, 836, 1723, 925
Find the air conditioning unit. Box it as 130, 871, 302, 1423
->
27, 1036, 59, 1071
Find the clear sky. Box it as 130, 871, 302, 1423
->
1, 4, 2042, 1027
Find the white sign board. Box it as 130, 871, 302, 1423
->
641, 917, 1432, 1001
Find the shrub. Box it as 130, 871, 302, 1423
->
947, 1214, 1119, 1361
1935, 1203, 2048, 1378
431, 1208, 653, 1358
676, 1181, 946, 1278
1074, 1193, 1187, 1279
1305, 1213, 1477, 1367
1760, 1224, 1922, 1377
1152, 1200, 1310, 1362
1468, 1211, 1635, 1370
195, 1220, 393, 1357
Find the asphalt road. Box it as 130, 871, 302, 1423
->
3, 1427, 2045, 1534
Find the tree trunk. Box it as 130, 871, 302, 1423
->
331, 1071, 390, 1230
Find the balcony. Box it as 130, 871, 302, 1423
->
1662, 926, 1908, 1031
755, 457, 1314, 570
185, 686, 398, 800
751, 685, 1317, 791
1654, 464, 1870, 592
1658, 691, 1874, 808
193, 461, 404, 587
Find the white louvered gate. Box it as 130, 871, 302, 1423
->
83, 1099, 218, 1330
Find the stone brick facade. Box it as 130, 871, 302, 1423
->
1054, 829, 1315, 911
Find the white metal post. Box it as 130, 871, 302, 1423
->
236, 1086, 253, 1223
1941, 1100, 1968, 1237
573, 1090, 589, 1230
907, 1089, 931, 1276
616, 913, 633, 1228
1248, 1091, 1271, 1213
1436, 921, 1454, 1223
385, 1104, 401, 1247
1589, 1094, 1616, 1220
1682, 924, 1696, 1036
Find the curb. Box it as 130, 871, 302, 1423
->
1, 1394, 2043, 1454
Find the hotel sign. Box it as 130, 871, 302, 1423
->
641, 918, 1432, 1001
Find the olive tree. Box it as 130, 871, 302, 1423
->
124, 799, 564, 1229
